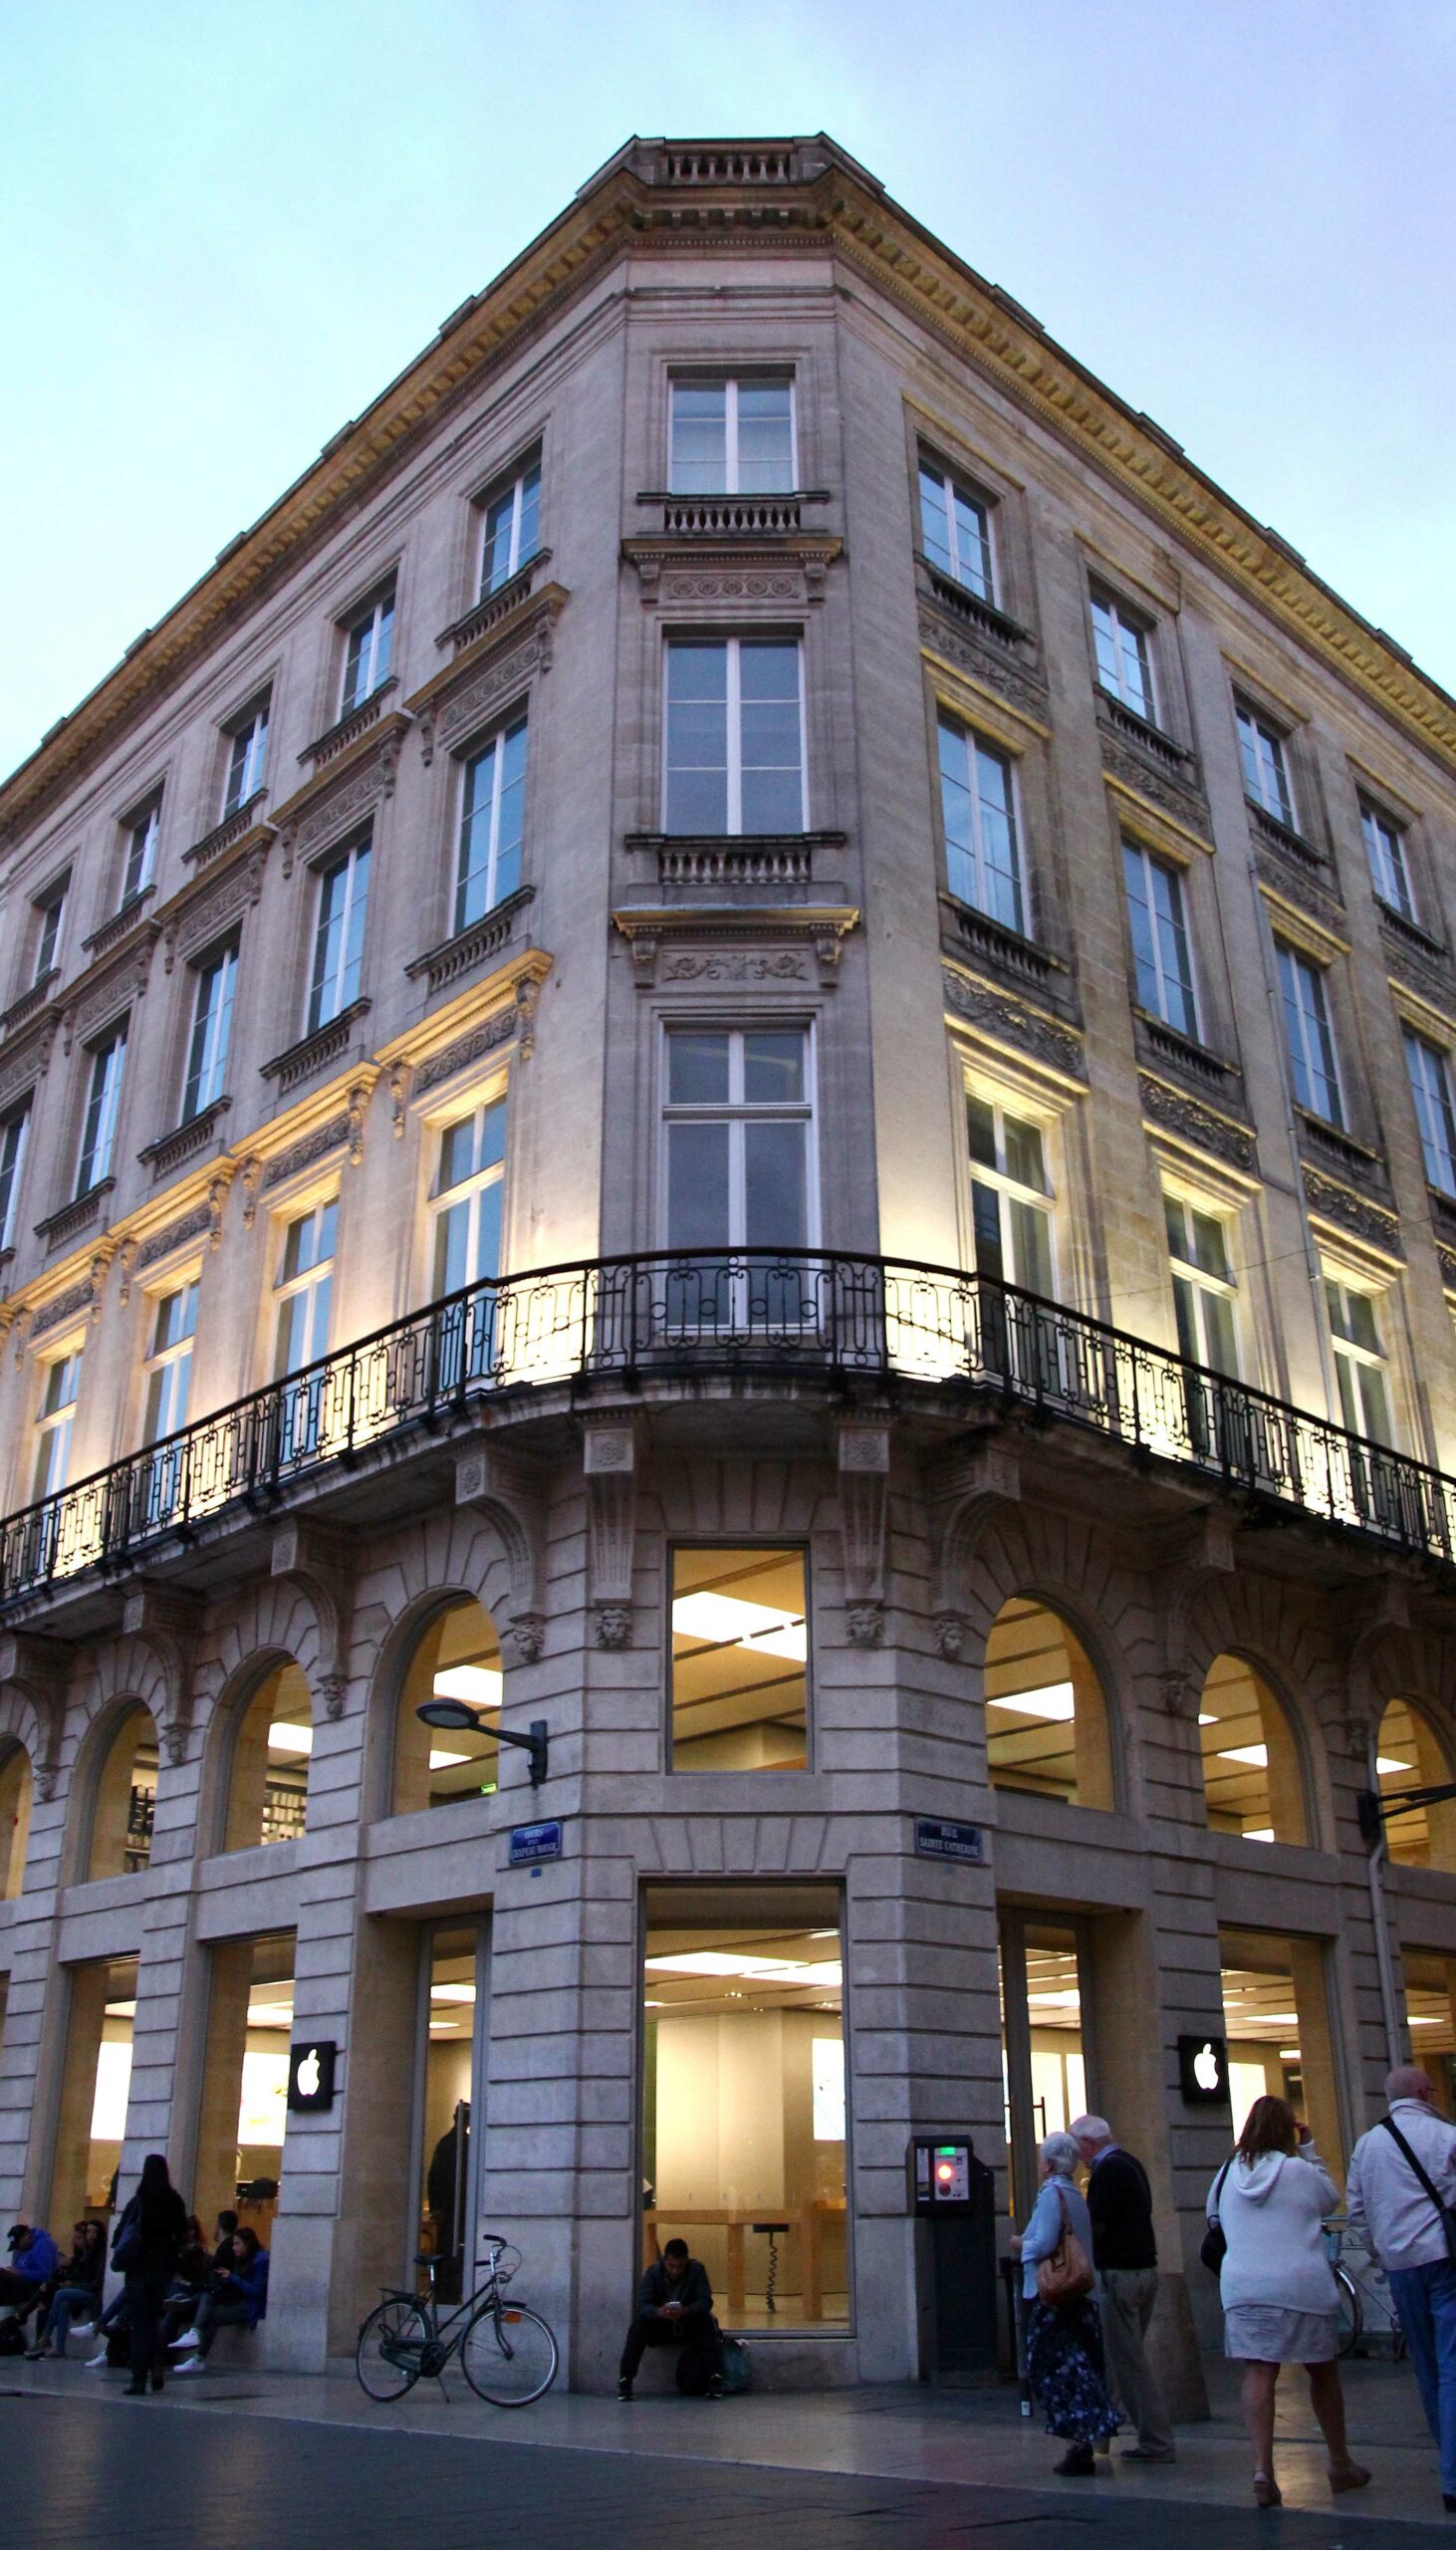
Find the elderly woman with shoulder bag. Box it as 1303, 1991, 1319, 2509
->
1207, 2095, 1370, 2508
1013, 2130, 1121, 2476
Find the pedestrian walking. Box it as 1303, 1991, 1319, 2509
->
112, 2155, 187, 2397
1208, 2094, 1369, 2507
1071, 2113, 1175, 2462
1345, 2064, 1456, 2514
1013, 2131, 1120, 2476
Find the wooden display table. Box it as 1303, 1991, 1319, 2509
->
641, 2200, 847, 2320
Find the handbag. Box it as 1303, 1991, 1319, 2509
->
1200, 2161, 1232, 2274
112, 2215, 140, 2273
1379, 2116, 1456, 2267
1035, 2180, 1094, 2305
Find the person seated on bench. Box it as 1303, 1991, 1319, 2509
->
170, 2228, 269, 2373
27, 2220, 106, 2359
618, 2237, 723, 2401
160, 2209, 238, 2352
0, 2223, 61, 2331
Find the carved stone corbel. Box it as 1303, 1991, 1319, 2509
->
0, 1630, 73, 1799
121, 1584, 203, 1765
924, 1436, 1022, 1641
583, 1417, 639, 1647
270, 1520, 355, 1720
1155, 1510, 1238, 1725
839, 1419, 890, 1647
454, 1444, 548, 1664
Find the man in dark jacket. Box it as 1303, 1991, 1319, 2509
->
1072, 2115, 1175, 2461
618, 2237, 723, 2400
0, 2223, 61, 2322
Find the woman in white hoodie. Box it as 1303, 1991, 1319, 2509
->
1208, 2095, 1370, 2507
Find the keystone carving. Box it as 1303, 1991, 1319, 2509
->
454, 1443, 549, 1663
583, 1418, 638, 1647
270, 1520, 355, 1720
839, 1419, 890, 1645
924, 1438, 1022, 1622
0, 1630, 73, 1799
120, 1585, 203, 1765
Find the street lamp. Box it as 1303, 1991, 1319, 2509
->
417, 1696, 549, 1787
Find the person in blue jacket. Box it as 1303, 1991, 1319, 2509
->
171, 2227, 269, 2372
0, 2223, 62, 2329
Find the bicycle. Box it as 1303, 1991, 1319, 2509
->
357, 2235, 559, 2405
1326, 2220, 1405, 2362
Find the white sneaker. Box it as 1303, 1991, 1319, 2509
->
68, 2323, 94, 2341
84, 2351, 110, 2369
169, 2329, 201, 2351
172, 2356, 207, 2377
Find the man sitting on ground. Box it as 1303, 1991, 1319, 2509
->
0, 2223, 61, 2331
618, 2237, 723, 2400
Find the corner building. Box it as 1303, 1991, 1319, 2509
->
3, 135, 1456, 2400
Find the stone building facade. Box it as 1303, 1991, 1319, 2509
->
1, 134, 1455, 2396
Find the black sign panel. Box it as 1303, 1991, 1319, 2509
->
1178, 2032, 1229, 2107
913, 1818, 984, 1865
287, 2040, 338, 2114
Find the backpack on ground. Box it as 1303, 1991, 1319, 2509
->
719, 2336, 752, 2395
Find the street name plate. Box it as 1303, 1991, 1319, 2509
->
509, 1820, 564, 1866
913, 1817, 984, 1864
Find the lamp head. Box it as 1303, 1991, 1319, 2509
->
416, 1697, 481, 1733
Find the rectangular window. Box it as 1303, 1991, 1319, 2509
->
432, 1097, 507, 1296
668, 378, 795, 495
1165, 1194, 1239, 1375
1405, 1030, 1456, 1196
182, 942, 238, 1121
340, 582, 395, 716
1237, 705, 1296, 827
669, 1548, 809, 1771
34, 879, 68, 984
938, 719, 1024, 934
917, 459, 993, 600
664, 638, 805, 836
663, 1028, 812, 1255
641, 1882, 847, 2327
77, 1024, 127, 1193
479, 459, 541, 599
33, 1348, 82, 1501
142, 1279, 199, 1444
1123, 842, 1197, 1036
274, 1199, 337, 1379
307, 839, 369, 1034
0, 1102, 30, 1251
222, 695, 270, 819
1363, 802, 1415, 919
1276, 943, 1341, 1124
1092, 591, 1154, 720
1326, 1275, 1393, 1445
455, 717, 527, 933
966, 1093, 1054, 1294
121, 798, 161, 905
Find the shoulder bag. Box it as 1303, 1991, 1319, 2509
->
1200, 2161, 1232, 2274
1379, 2115, 1456, 2267
1036, 2180, 1094, 2306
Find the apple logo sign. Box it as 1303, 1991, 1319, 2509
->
1179, 2031, 1228, 2104
298, 2048, 321, 2101
1193, 2041, 1220, 2093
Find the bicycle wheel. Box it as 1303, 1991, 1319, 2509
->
460, 2298, 559, 2405
1333, 2265, 1362, 2360
357, 2296, 429, 2400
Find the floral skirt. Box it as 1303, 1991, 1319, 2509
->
1025, 2296, 1122, 2444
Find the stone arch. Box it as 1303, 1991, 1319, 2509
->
1177, 1574, 1332, 1848
372, 1584, 504, 1820
1348, 1627, 1456, 1873
72, 1690, 161, 1883
204, 1646, 317, 1855
354, 1505, 524, 1816
0, 1732, 32, 1897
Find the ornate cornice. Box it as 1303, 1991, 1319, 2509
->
941, 959, 1087, 1085
404, 583, 567, 766
613, 903, 859, 990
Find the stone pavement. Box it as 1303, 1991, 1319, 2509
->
3, 2350, 1452, 2544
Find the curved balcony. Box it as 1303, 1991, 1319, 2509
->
4, 1251, 1453, 1606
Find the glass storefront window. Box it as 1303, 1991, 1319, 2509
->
1199, 1656, 1307, 1845
1402, 1951, 1456, 2114
1376, 1699, 1456, 1872
223, 1661, 313, 1852
194, 1932, 295, 2245
642, 1885, 848, 2329
669, 1549, 809, 1771
1000, 1913, 1089, 2224
1219, 1926, 1343, 2179
393, 1600, 502, 1813
50, 1952, 137, 2230
984, 1600, 1112, 1808
417, 1922, 487, 2300
87, 1707, 159, 1880
0, 1741, 31, 1896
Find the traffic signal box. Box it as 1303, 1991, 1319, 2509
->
906, 2136, 999, 2384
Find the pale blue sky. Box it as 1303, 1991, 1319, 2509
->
3, 0, 1453, 784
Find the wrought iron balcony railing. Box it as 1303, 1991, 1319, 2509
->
3, 1251, 1453, 1605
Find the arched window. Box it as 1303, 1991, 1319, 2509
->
87, 1706, 159, 1881
984, 1599, 1113, 1808
1199, 1656, 1307, 1845
0, 1742, 31, 1898
223, 1662, 314, 1853
393, 1600, 501, 1816
1376, 1698, 1456, 1873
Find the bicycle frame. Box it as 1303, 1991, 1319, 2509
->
379, 2245, 516, 2367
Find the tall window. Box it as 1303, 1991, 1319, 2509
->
479, 459, 541, 598
307, 839, 369, 1034
1405, 1030, 1456, 1195
1091, 592, 1154, 721
222, 695, 270, 818
77, 1024, 127, 1192
33, 1349, 82, 1501
917, 460, 993, 600
1165, 1195, 1239, 1374
663, 1028, 812, 1254
274, 1200, 337, 1378
0, 1102, 30, 1250
664, 639, 804, 835
1123, 842, 1196, 1035
34, 879, 68, 984
432, 1098, 507, 1294
340, 583, 394, 715
966, 1094, 1054, 1293
1237, 705, 1296, 827
1276, 943, 1341, 1124
121, 798, 161, 905
455, 718, 527, 932
668, 378, 795, 494
1363, 803, 1415, 919
142, 1280, 198, 1443
938, 718, 1023, 934
1326, 1276, 1393, 1445
182, 943, 238, 1120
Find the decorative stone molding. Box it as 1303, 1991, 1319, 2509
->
239, 1156, 264, 1229
404, 886, 536, 999
270, 714, 410, 878
1095, 707, 1210, 835
917, 598, 1050, 726
942, 962, 1086, 1082
405, 584, 567, 768
614, 905, 858, 991
137, 1098, 232, 1182
1302, 1165, 1402, 1255
583, 1417, 639, 1647
389, 1062, 410, 1135
1254, 842, 1345, 937
1439, 1242, 1456, 1295
270, 1520, 354, 1720
121, 1583, 203, 1764
940, 897, 1074, 1006
622, 530, 842, 609
1138, 1072, 1258, 1174
30, 1257, 108, 1338
0, 970, 60, 1041
162, 835, 270, 974
0, 1014, 58, 1113
412, 961, 553, 1098
134, 1198, 213, 1277
298, 677, 399, 773
0, 1629, 73, 1798
453, 1442, 549, 1660
257, 1087, 376, 1195
925, 1437, 1022, 1624
35, 1179, 115, 1255
1295, 1108, 1391, 1198
839, 1420, 890, 1645
436, 550, 555, 656
1133, 1012, 1239, 1098
260, 999, 372, 1097
82, 885, 156, 964
1379, 902, 1453, 1006
62, 932, 159, 1057
182, 793, 269, 874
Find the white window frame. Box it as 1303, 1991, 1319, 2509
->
1325, 1271, 1395, 1447
0, 1100, 30, 1252
667, 375, 798, 496
1122, 840, 1198, 1037
306, 838, 370, 1035
454, 715, 528, 934
273, 1197, 338, 1380
141, 1278, 199, 1446
1405, 1029, 1456, 1196
121, 799, 161, 906
1237, 703, 1297, 829
1276, 941, 1343, 1127
477, 456, 542, 599
222, 695, 270, 819
182, 940, 238, 1121
340, 583, 395, 718
430, 1096, 509, 1298
964, 1087, 1058, 1297
33, 1346, 82, 1502
937, 716, 1026, 936
33, 880, 68, 985
658, 1021, 820, 1254
1362, 800, 1416, 920
77, 1023, 127, 1194
1091, 590, 1156, 721
1164, 1191, 1240, 1376
662, 637, 808, 836
916, 456, 995, 601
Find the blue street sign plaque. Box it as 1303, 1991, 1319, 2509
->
913, 1817, 984, 1865
509, 1820, 564, 1867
